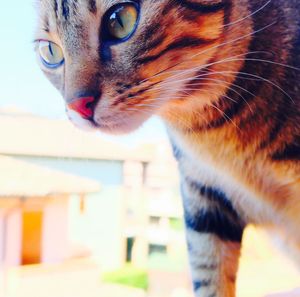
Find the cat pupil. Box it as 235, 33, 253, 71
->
114, 12, 124, 28
48, 43, 54, 56
104, 3, 139, 41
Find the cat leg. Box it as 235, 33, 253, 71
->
181, 178, 245, 297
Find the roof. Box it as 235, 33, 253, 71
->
0, 111, 153, 162
0, 155, 100, 197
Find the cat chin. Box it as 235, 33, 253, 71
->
93, 110, 152, 135
96, 122, 142, 135
94, 117, 146, 135
67, 108, 146, 135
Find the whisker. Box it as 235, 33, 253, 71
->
155, 51, 288, 85
204, 70, 295, 103
149, 64, 294, 104
181, 90, 240, 130
209, 102, 240, 130
125, 94, 213, 133
159, 74, 256, 114
223, 0, 272, 28
142, 51, 272, 90
224, 57, 300, 71
138, 22, 276, 85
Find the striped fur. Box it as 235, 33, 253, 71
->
35, 0, 300, 296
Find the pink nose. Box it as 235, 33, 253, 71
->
68, 97, 95, 119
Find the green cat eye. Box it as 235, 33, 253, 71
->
104, 2, 139, 41
38, 41, 64, 68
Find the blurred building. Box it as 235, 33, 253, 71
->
0, 110, 143, 270
0, 155, 99, 267
0, 110, 190, 297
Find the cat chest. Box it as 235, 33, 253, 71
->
171, 133, 283, 227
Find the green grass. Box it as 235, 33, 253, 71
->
102, 265, 148, 290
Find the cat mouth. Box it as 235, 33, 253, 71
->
67, 109, 98, 132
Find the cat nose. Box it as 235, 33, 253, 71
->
67, 96, 95, 119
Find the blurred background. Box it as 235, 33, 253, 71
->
0, 1, 299, 297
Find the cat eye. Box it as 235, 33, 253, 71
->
38, 41, 64, 68
103, 2, 139, 41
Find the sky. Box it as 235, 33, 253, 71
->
0, 1, 167, 145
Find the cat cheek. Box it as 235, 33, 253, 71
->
66, 109, 96, 132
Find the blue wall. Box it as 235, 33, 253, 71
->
16, 156, 124, 186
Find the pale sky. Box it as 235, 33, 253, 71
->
0, 1, 65, 116
0, 1, 167, 144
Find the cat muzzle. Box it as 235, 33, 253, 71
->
67, 96, 95, 119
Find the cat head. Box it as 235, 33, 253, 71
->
34, 0, 251, 133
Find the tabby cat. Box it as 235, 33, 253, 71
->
34, 0, 300, 296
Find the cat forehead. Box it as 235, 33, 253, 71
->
37, 0, 160, 32
37, 0, 163, 18
38, 0, 114, 20
37, 0, 148, 18
38, 0, 119, 10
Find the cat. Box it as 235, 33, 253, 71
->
34, 0, 300, 296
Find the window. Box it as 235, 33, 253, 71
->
126, 237, 135, 262
148, 244, 167, 256
149, 216, 160, 227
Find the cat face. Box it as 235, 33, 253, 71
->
35, 0, 250, 134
